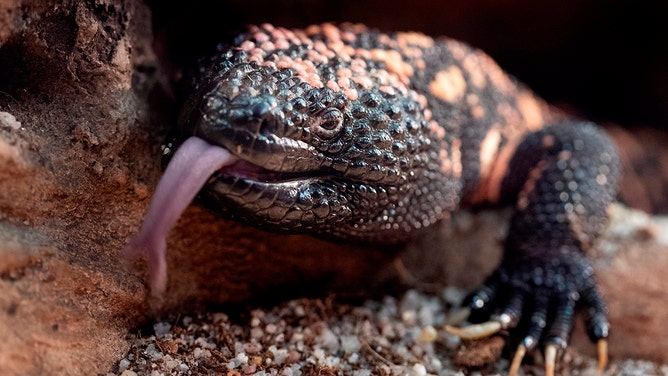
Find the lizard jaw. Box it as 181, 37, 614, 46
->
217, 159, 332, 184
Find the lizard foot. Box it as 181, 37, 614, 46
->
446, 252, 609, 375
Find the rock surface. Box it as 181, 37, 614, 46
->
0, 1, 666, 375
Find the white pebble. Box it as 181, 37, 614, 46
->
401, 310, 417, 325
401, 290, 422, 309
266, 323, 278, 334
0, 112, 21, 130
269, 345, 290, 365
163, 357, 179, 370
213, 312, 228, 323
152, 322, 171, 337
195, 337, 215, 349
144, 344, 162, 360
227, 359, 239, 369
281, 364, 303, 376
352, 371, 371, 376
294, 305, 306, 317
444, 331, 462, 350
442, 286, 467, 305
118, 358, 131, 371
324, 356, 340, 367
412, 363, 427, 376
430, 356, 443, 370
380, 322, 395, 338
290, 332, 304, 343
251, 327, 264, 339
193, 347, 211, 359
418, 304, 436, 326
243, 364, 257, 373
312, 348, 325, 363
316, 326, 339, 351
243, 341, 263, 354
235, 352, 249, 365
340, 335, 361, 353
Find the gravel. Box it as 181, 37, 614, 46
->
111, 286, 668, 375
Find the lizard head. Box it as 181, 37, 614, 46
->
172, 35, 452, 241
125, 24, 460, 294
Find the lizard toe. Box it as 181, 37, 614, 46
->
449, 252, 610, 374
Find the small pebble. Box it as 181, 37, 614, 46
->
417, 325, 438, 343
316, 326, 339, 351
162, 357, 178, 371
401, 310, 417, 325
0, 112, 21, 130
266, 323, 277, 334
340, 335, 361, 353
144, 344, 162, 360
213, 312, 229, 323
251, 327, 264, 339
152, 322, 171, 337
412, 363, 427, 376
118, 359, 131, 371
242, 364, 257, 373
270, 345, 290, 365
235, 352, 248, 365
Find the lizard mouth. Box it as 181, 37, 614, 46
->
215, 159, 330, 184
123, 136, 337, 294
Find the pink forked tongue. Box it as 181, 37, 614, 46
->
122, 136, 237, 297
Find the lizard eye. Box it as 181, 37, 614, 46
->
311, 108, 344, 139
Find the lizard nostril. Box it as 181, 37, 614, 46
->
259, 116, 279, 136
251, 101, 272, 119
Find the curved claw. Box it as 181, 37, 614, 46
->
508, 344, 527, 376
597, 339, 608, 372
545, 344, 557, 376
446, 307, 471, 326
444, 321, 501, 340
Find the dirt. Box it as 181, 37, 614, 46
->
0, 1, 666, 375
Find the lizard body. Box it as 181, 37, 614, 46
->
124, 23, 620, 373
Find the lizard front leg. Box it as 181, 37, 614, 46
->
449, 121, 620, 375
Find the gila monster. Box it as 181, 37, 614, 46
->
123, 23, 620, 375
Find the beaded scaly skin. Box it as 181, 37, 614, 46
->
126, 23, 621, 375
